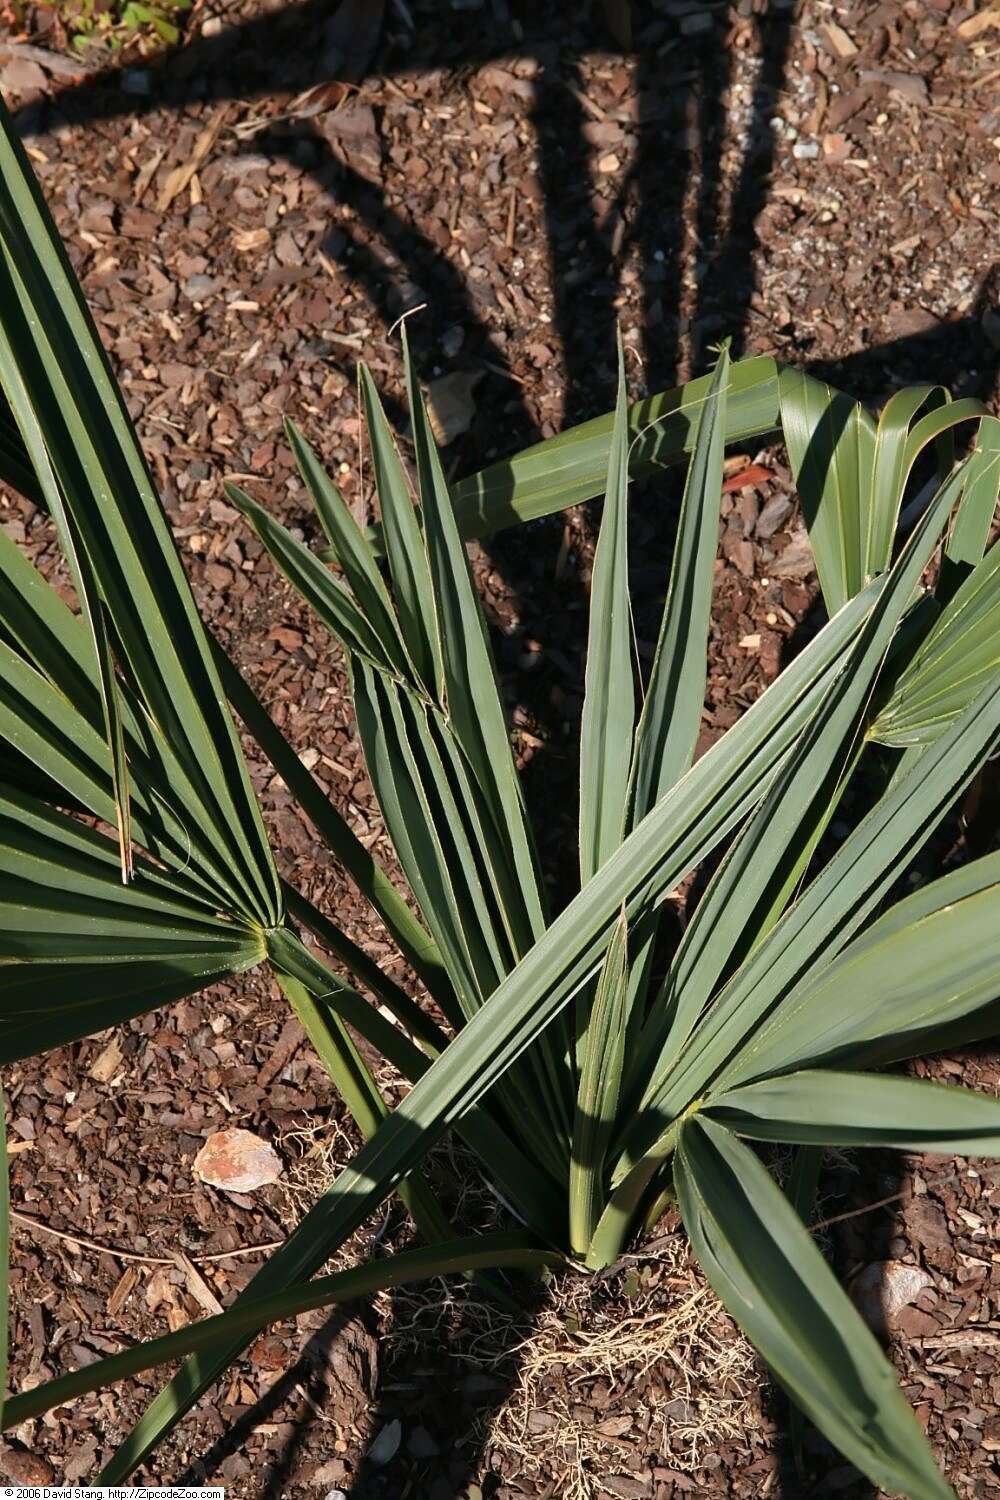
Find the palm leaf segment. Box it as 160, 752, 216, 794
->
221, 343, 998, 1500
0, 100, 282, 1063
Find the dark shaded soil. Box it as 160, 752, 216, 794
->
1, 0, 1000, 1495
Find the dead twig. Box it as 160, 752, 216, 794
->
11, 1207, 283, 1267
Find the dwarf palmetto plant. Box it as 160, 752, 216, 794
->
1, 98, 1000, 1498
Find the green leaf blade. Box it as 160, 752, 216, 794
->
0, 788, 264, 1057
103, 581, 879, 1480
709, 1069, 1000, 1155
226, 482, 396, 671
871, 540, 1000, 748
644, 467, 999, 1127
569, 908, 629, 1255
450, 355, 780, 540
0, 98, 280, 928
779, 367, 877, 614
402, 330, 547, 949
676, 1116, 954, 1500
579, 337, 635, 882
723, 852, 1000, 1081
946, 415, 1000, 571
284, 417, 411, 676
215, 644, 454, 1010
359, 362, 442, 692
629, 343, 729, 824
867, 385, 948, 575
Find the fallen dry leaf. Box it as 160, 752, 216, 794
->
722, 463, 773, 493
158, 107, 227, 213
193, 1127, 283, 1194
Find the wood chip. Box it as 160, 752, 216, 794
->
822, 132, 852, 163
803, 75, 829, 136
0, 1448, 55, 1485
89, 1034, 124, 1084
957, 7, 1000, 39
859, 69, 929, 105
232, 226, 271, 253
918, 1328, 1000, 1351
258, 1017, 306, 1088
107, 1264, 140, 1318
172, 1250, 225, 1316
144, 1263, 179, 1314
820, 21, 858, 60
